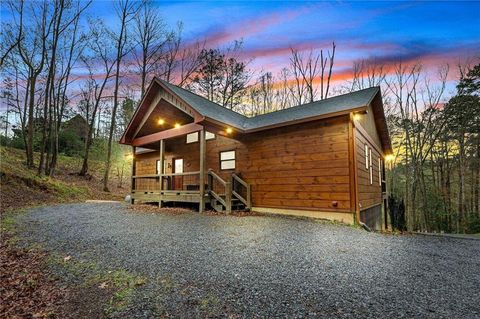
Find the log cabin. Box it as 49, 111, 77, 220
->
120, 78, 393, 230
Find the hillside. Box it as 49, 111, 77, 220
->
0, 147, 129, 212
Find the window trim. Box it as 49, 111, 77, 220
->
219, 149, 236, 170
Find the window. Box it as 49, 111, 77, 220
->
365, 144, 369, 169
206, 131, 215, 140
378, 158, 382, 186
369, 148, 373, 185
156, 160, 167, 175
220, 150, 235, 170
186, 131, 215, 144
186, 132, 199, 144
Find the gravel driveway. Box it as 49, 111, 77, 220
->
16, 203, 480, 318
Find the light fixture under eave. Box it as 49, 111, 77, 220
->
384, 154, 394, 162
174, 123, 181, 129
157, 118, 165, 125
225, 127, 233, 134
353, 113, 362, 121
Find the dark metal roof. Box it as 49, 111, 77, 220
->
160, 79, 380, 131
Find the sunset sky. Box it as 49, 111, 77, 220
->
90, 0, 479, 92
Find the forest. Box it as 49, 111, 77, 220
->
0, 0, 479, 233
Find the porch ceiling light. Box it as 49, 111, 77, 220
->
225, 127, 233, 134
158, 118, 165, 125
174, 123, 181, 128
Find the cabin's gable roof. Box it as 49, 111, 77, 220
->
159, 79, 247, 130
159, 79, 379, 130
121, 78, 392, 153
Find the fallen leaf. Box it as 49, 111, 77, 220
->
63, 256, 71, 262
98, 282, 108, 289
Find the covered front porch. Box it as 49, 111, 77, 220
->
130, 124, 251, 213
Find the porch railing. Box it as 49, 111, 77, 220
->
132, 171, 201, 191
132, 169, 251, 212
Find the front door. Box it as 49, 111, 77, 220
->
172, 158, 183, 190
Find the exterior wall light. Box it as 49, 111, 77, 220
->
225, 127, 233, 134
353, 113, 362, 121
174, 123, 181, 128
384, 154, 394, 162
158, 118, 165, 125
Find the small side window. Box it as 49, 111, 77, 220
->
156, 160, 166, 175
205, 131, 215, 140
369, 148, 373, 185
186, 132, 199, 144
365, 144, 369, 169
220, 150, 235, 170
378, 158, 382, 186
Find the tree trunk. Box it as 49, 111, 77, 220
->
458, 136, 466, 233
26, 77, 36, 168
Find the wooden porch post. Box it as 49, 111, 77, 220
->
131, 146, 136, 204
199, 129, 206, 212
159, 139, 164, 208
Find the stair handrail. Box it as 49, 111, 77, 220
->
207, 169, 231, 212
231, 173, 251, 209
208, 169, 226, 186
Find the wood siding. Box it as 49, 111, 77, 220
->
354, 123, 383, 210
134, 115, 367, 215
355, 104, 382, 148
238, 116, 352, 213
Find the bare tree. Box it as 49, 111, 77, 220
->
386, 63, 449, 231
275, 68, 293, 110
247, 71, 274, 116
103, 0, 140, 192
349, 58, 386, 91
159, 22, 204, 87
9, 0, 53, 167
289, 42, 335, 104
47, 2, 88, 176
133, 1, 168, 98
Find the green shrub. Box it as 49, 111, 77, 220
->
466, 214, 480, 234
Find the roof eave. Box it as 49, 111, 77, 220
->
243, 106, 368, 133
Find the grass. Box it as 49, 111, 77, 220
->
0, 146, 127, 211
48, 254, 147, 316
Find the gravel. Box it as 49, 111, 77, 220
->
16, 203, 480, 318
